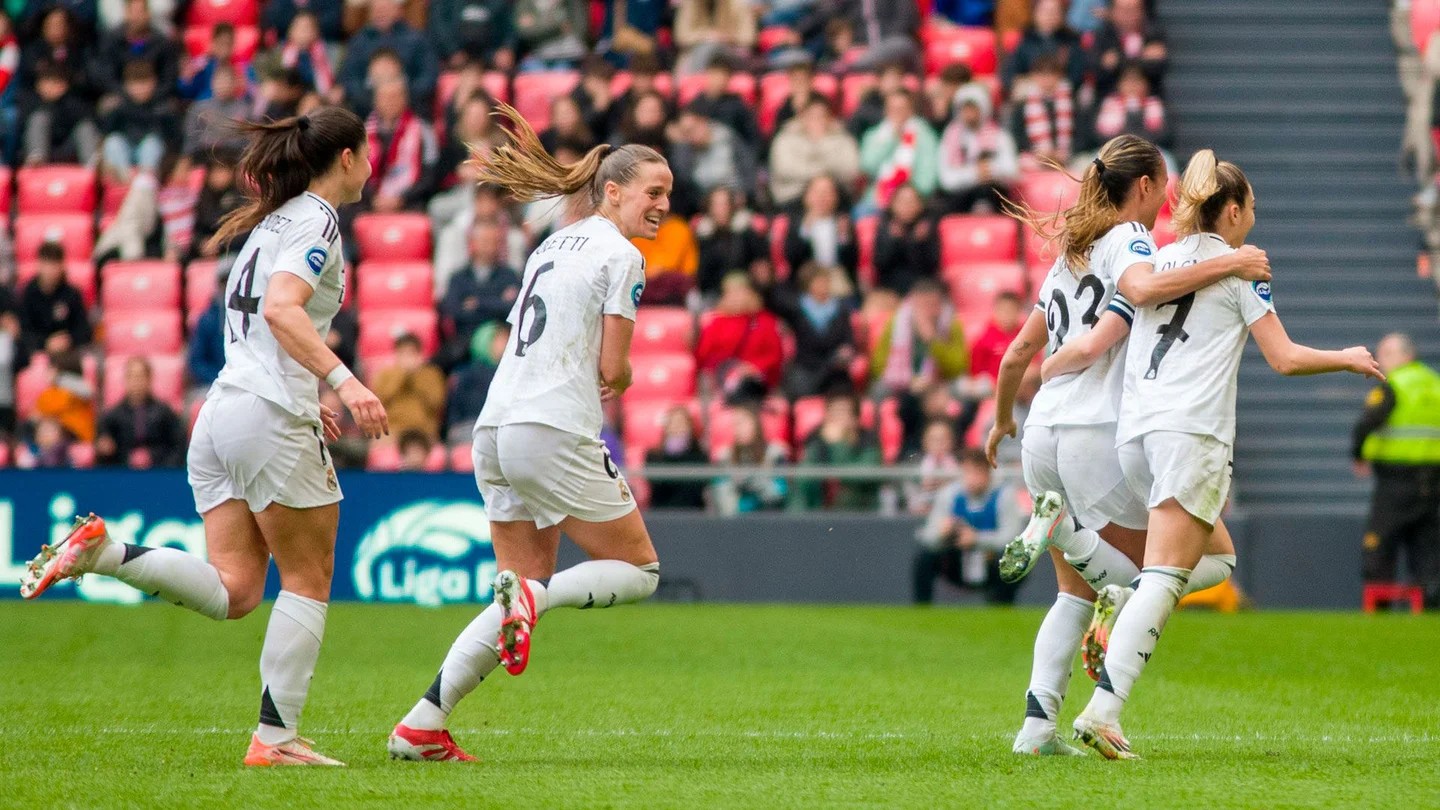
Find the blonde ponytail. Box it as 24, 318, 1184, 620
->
1170, 149, 1250, 237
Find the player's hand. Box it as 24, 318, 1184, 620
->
1230, 245, 1271, 282
336, 378, 389, 439
984, 416, 1017, 469
599, 384, 619, 402
320, 404, 343, 442
1343, 346, 1385, 381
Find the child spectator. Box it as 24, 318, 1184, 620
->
967, 291, 1024, 386
872, 183, 940, 296
1000, 0, 1085, 95
686, 55, 761, 148
365, 78, 438, 212
277, 11, 339, 99
905, 419, 961, 513
645, 405, 710, 509
711, 407, 790, 514
178, 22, 239, 101
16, 7, 92, 110
847, 61, 908, 140
939, 83, 1021, 213
373, 333, 447, 441
778, 262, 857, 400
697, 273, 786, 404
1009, 54, 1076, 168
445, 323, 508, 444
795, 392, 881, 511
101, 60, 178, 183
22, 61, 101, 166
1091, 0, 1168, 99
339, 0, 439, 111
860, 89, 940, 209
179, 63, 251, 164
438, 219, 521, 370
570, 56, 617, 140
769, 96, 861, 208
96, 0, 181, 106
769, 52, 825, 135
20, 243, 91, 356
95, 357, 185, 468
1092, 62, 1172, 148
618, 90, 671, 151
913, 449, 1025, 604
20, 417, 72, 469
871, 278, 968, 399
784, 175, 859, 293
695, 187, 768, 301
187, 260, 230, 392
34, 350, 95, 444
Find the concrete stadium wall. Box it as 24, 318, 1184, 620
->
0, 471, 1367, 609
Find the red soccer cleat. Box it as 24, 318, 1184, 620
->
387, 724, 479, 762
494, 570, 537, 676
20, 514, 112, 599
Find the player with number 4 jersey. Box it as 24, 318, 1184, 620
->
388, 104, 667, 764
1046, 150, 1383, 759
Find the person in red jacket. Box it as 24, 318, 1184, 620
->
696, 272, 786, 404
968, 291, 1025, 385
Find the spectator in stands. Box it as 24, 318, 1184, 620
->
817, 16, 862, 74
273, 11, 340, 100
1091, 0, 1168, 100
364, 78, 438, 212
430, 93, 506, 217
95, 0, 180, 106
645, 405, 710, 509
179, 63, 251, 164
872, 183, 940, 296
675, 0, 757, 75
898, 381, 962, 460
712, 406, 790, 514
438, 218, 520, 370
20, 242, 91, 356
188, 155, 245, 262
428, 0, 516, 71
697, 273, 786, 404
16, 7, 93, 110
95, 356, 185, 468
695, 189, 769, 303
1092, 62, 1172, 148
255, 66, 308, 121
1000, 0, 1085, 95
570, 56, 617, 139
101, 60, 178, 184
769, 51, 824, 135
21, 417, 71, 469
794, 391, 881, 511
785, 175, 859, 292
434, 183, 528, 289
804, 0, 920, 55
340, 0, 439, 111
263, 0, 346, 43
608, 53, 670, 140
923, 63, 975, 129
374, 333, 447, 441
0, 309, 18, 440
617, 90, 671, 151
938, 83, 1020, 214
769, 96, 861, 208
871, 278, 968, 399
674, 110, 764, 212
967, 290, 1023, 388
187, 259, 229, 392
22, 61, 101, 166
34, 350, 95, 444
397, 429, 435, 471
513, 0, 588, 69
913, 449, 1024, 604
847, 61, 908, 141
598, 0, 665, 65
779, 262, 857, 399
1009, 54, 1076, 168
905, 419, 960, 514
686, 56, 762, 149
634, 212, 700, 306
178, 22, 237, 101
540, 95, 596, 153
445, 322, 508, 443
859, 89, 940, 209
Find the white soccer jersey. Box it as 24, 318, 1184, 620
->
1026, 222, 1150, 429
1116, 233, 1275, 447
476, 215, 647, 439
213, 192, 345, 421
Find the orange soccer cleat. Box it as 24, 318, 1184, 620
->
20, 514, 112, 599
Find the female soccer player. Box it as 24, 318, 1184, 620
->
1042, 149, 1382, 759
386, 103, 667, 763
985, 134, 1272, 756
20, 107, 390, 766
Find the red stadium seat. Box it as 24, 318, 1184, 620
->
450, 443, 475, 473
0, 165, 11, 217
1416, 0, 1440, 53
102, 354, 185, 410
840, 74, 874, 118
16, 165, 96, 214
945, 261, 1026, 333
15, 354, 99, 421
357, 308, 440, 360
939, 214, 1020, 267
182, 25, 260, 61
185, 259, 221, 327
757, 25, 797, 53
623, 353, 697, 400
16, 260, 97, 307
1018, 170, 1080, 216
608, 71, 675, 98
14, 214, 94, 261
352, 213, 432, 261
103, 310, 184, 355
357, 261, 434, 310
187, 0, 259, 26
757, 72, 840, 135
633, 307, 694, 354
622, 398, 701, 455
676, 72, 757, 106
511, 71, 580, 130
921, 24, 999, 76
854, 215, 879, 288
101, 260, 182, 312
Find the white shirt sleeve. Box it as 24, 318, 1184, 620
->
274, 215, 336, 291
1236, 278, 1276, 326
602, 248, 647, 321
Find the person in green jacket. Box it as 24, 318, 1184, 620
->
859, 88, 939, 210
870, 278, 969, 400
795, 392, 882, 511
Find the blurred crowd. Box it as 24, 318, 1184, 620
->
0, 0, 1172, 523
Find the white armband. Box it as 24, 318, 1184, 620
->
325, 363, 354, 388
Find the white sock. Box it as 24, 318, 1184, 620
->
95, 543, 229, 620
1062, 529, 1141, 590
402, 603, 503, 731
1086, 566, 1188, 724
1183, 554, 1236, 595
543, 561, 660, 611
256, 591, 328, 745
1020, 593, 1091, 739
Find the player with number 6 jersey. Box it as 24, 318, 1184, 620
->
388, 103, 668, 763
1041, 149, 1383, 759
19, 107, 391, 767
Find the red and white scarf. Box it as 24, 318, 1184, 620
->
282, 41, 333, 95
876, 118, 921, 208
1094, 94, 1165, 138
944, 120, 1003, 167
158, 184, 198, 253
367, 110, 424, 200
1023, 80, 1073, 156
880, 300, 955, 393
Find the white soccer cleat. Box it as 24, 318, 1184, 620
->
1073, 714, 1138, 760
20, 514, 113, 599
1013, 731, 1087, 756
998, 491, 1068, 583
1082, 584, 1133, 682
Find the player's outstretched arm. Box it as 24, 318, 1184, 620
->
1040, 310, 1132, 383
1118, 245, 1271, 308
985, 308, 1048, 468
1250, 312, 1384, 380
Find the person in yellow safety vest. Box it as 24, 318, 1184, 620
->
1352, 333, 1440, 609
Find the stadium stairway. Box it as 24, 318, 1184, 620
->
1165, 0, 1440, 517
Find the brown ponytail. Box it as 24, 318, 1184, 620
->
1006, 134, 1164, 273
207, 106, 366, 253
469, 101, 666, 219
1170, 149, 1251, 237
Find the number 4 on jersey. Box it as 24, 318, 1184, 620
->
226, 251, 261, 342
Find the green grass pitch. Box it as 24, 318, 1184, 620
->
2, 602, 1437, 808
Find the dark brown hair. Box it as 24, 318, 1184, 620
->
207, 106, 365, 252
